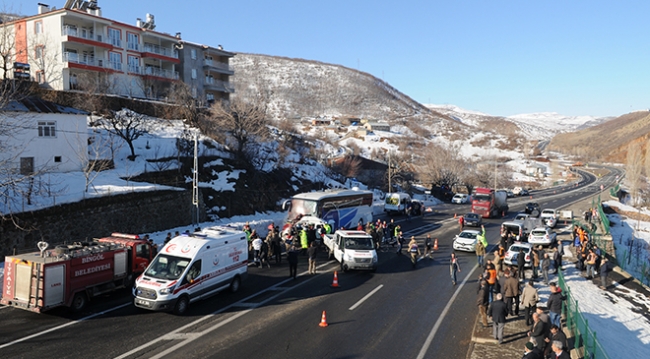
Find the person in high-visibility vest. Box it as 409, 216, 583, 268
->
300, 227, 309, 255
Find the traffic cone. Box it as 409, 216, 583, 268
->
454, 213, 457, 219
434, 238, 439, 251
331, 271, 340, 288
319, 310, 329, 327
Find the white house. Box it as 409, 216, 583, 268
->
0, 97, 88, 173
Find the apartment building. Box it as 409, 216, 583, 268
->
178, 41, 235, 105
1, 1, 233, 104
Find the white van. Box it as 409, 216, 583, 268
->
133, 226, 248, 315
385, 192, 411, 214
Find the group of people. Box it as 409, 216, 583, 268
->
573, 224, 612, 288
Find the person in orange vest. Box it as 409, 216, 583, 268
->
497, 244, 506, 272
485, 259, 497, 303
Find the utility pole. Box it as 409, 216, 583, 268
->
192, 133, 199, 228
494, 160, 497, 189
388, 150, 392, 194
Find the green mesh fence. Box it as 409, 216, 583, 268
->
558, 270, 611, 359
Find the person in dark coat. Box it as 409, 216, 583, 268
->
517, 248, 526, 280
545, 324, 568, 356
287, 245, 299, 279
600, 257, 612, 289
522, 341, 542, 359
546, 283, 565, 328
488, 293, 509, 344
549, 340, 571, 359
477, 280, 489, 328
528, 312, 546, 351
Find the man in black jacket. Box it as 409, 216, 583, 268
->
546, 283, 565, 328
477, 280, 489, 328
488, 293, 508, 344
528, 312, 546, 351
517, 248, 526, 281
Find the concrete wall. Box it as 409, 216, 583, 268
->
0, 189, 206, 259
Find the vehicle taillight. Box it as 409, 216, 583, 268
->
526, 254, 530, 261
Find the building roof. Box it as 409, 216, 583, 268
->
1, 96, 88, 115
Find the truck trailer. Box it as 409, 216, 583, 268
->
1, 233, 154, 313
471, 188, 509, 218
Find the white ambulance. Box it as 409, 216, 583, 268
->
133, 226, 248, 315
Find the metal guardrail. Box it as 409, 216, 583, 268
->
558, 269, 611, 359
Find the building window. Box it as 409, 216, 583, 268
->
127, 55, 140, 73
206, 93, 214, 102
38, 121, 56, 137
127, 32, 139, 51
20, 157, 34, 175
54, 156, 62, 163
110, 52, 122, 71
190, 49, 197, 59
35, 46, 44, 59
191, 68, 197, 79
35, 21, 43, 34
108, 28, 122, 47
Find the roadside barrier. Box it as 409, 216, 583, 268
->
557, 269, 610, 359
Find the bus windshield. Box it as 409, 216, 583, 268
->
473, 194, 491, 202
144, 254, 190, 280
287, 199, 318, 222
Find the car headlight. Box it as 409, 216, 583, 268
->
344, 253, 353, 261
159, 286, 175, 295
372, 253, 378, 262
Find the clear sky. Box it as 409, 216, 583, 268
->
6, 0, 650, 117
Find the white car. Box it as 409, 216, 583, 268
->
540, 208, 559, 228
452, 193, 470, 204
453, 229, 480, 252
528, 227, 557, 246
504, 242, 533, 267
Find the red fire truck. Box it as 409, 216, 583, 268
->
1, 233, 154, 313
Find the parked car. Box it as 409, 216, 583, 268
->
514, 213, 530, 222
512, 187, 523, 196
506, 190, 515, 198
520, 189, 530, 196
453, 229, 480, 252
504, 242, 533, 267
452, 193, 470, 204
524, 202, 540, 216
463, 213, 483, 227
543, 216, 557, 228
528, 227, 557, 246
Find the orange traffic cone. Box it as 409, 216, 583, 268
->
454, 213, 457, 219
319, 311, 329, 327
331, 271, 340, 288
434, 238, 439, 251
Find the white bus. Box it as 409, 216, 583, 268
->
282, 189, 374, 231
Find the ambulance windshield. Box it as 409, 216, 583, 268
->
144, 254, 190, 280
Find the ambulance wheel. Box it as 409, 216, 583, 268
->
229, 276, 241, 293
173, 295, 189, 315
70, 292, 87, 312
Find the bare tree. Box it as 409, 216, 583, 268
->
626, 142, 643, 206
416, 141, 465, 189
166, 81, 205, 125
98, 109, 149, 160
204, 95, 269, 162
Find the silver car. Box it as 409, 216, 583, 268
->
453, 230, 480, 252
528, 227, 557, 246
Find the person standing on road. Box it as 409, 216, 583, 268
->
486, 260, 497, 303
517, 248, 526, 281
477, 280, 489, 328
492, 249, 502, 274
424, 234, 434, 260
396, 231, 404, 255
394, 224, 402, 243
408, 236, 420, 268
488, 293, 508, 344
475, 239, 486, 268
458, 214, 465, 232
287, 245, 299, 279
450, 252, 461, 285
252, 235, 263, 267
521, 280, 539, 326
532, 248, 540, 280
504, 269, 520, 316
600, 257, 612, 289
307, 241, 317, 274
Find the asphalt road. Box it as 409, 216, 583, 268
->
0, 166, 621, 359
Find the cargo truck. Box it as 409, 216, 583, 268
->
471, 187, 509, 218
1, 233, 154, 313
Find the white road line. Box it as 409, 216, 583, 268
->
115, 261, 337, 359
348, 284, 383, 311
416, 263, 476, 359
0, 302, 131, 350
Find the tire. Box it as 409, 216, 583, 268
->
173, 295, 189, 315
229, 275, 241, 293
70, 292, 87, 312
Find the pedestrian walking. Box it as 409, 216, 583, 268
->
307, 241, 317, 274
458, 214, 465, 232
287, 245, 299, 279
488, 293, 508, 344
450, 252, 461, 285
477, 280, 489, 328
532, 249, 540, 280
424, 234, 434, 260
409, 236, 420, 268
260, 238, 271, 268
486, 260, 497, 303
517, 247, 526, 281
252, 235, 263, 267
396, 231, 404, 255
521, 280, 539, 326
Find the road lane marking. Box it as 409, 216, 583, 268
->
348, 284, 383, 311
416, 263, 476, 359
0, 302, 131, 350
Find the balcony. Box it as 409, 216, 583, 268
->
127, 42, 140, 51
128, 65, 141, 74
110, 61, 122, 71
204, 77, 234, 93
142, 44, 178, 59
144, 66, 179, 80
109, 37, 122, 48
62, 25, 110, 48
203, 59, 234, 74
63, 52, 104, 67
